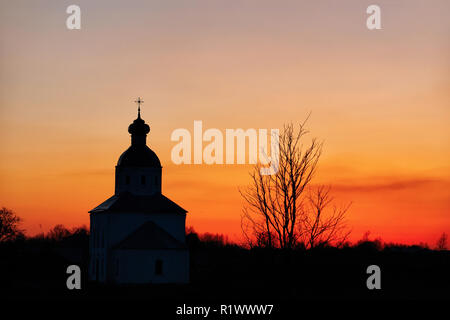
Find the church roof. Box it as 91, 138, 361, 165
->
89, 192, 187, 215
113, 221, 186, 250
117, 145, 161, 167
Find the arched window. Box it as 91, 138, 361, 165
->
155, 259, 163, 275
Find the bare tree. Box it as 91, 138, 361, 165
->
0, 207, 23, 242
46, 224, 71, 241
435, 232, 448, 251
240, 121, 351, 249
240, 121, 322, 249
299, 185, 351, 249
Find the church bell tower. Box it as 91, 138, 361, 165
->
115, 98, 162, 196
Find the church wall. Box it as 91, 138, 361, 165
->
115, 166, 162, 195
89, 214, 108, 282
89, 211, 186, 282
105, 212, 186, 247
113, 249, 189, 284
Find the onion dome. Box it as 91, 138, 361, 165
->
117, 102, 161, 168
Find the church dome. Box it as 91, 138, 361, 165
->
128, 116, 150, 136
117, 98, 161, 168
117, 145, 161, 167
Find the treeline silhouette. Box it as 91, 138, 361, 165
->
0, 222, 449, 300
3, 223, 446, 251
30, 224, 90, 244
185, 227, 447, 252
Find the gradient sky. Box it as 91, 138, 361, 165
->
1, 0, 449, 245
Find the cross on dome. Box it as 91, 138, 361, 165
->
134, 97, 144, 118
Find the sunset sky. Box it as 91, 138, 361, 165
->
1, 0, 449, 245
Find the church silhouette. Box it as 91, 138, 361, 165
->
88, 99, 189, 284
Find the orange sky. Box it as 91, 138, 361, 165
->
0, 0, 449, 245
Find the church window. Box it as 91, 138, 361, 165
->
155, 259, 163, 275
125, 176, 130, 185
141, 175, 146, 185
